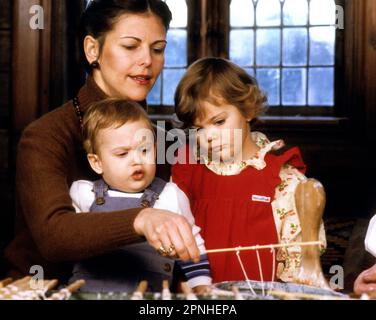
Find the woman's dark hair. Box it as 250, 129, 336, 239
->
79, 0, 172, 72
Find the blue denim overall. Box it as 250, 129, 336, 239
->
69, 177, 175, 293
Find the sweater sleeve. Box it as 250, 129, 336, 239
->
16, 121, 145, 263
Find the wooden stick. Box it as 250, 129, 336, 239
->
181, 282, 198, 300
205, 241, 323, 254
44, 279, 59, 292
0, 278, 13, 288
47, 280, 86, 300
232, 286, 244, 300
162, 280, 172, 300
0, 276, 33, 300
268, 289, 353, 301
65, 280, 86, 294
0, 276, 31, 293
131, 281, 148, 300
10, 276, 32, 288
136, 281, 148, 295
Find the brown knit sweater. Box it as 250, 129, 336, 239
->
4, 76, 146, 281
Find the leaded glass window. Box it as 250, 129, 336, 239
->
230, 0, 337, 108
147, 0, 188, 106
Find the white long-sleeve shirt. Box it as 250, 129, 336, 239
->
365, 215, 376, 257
70, 180, 212, 288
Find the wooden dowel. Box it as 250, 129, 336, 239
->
268, 289, 352, 301
131, 281, 148, 300
181, 282, 197, 300
45, 279, 59, 292
0, 276, 32, 300
205, 241, 323, 254
136, 281, 148, 295
162, 280, 170, 291
232, 286, 244, 300
162, 280, 172, 300
65, 280, 86, 294
180, 282, 191, 295
0, 278, 13, 288
47, 280, 86, 300
10, 276, 32, 288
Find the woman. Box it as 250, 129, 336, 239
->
4, 0, 200, 282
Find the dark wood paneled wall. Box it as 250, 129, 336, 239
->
0, 0, 12, 276
0, 0, 11, 130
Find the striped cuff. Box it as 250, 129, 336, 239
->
177, 254, 212, 284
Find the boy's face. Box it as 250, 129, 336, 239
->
193, 101, 253, 163
88, 120, 156, 193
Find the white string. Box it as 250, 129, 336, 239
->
267, 248, 276, 296
271, 248, 276, 283
235, 247, 257, 296
255, 249, 265, 296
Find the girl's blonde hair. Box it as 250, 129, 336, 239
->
174, 57, 267, 129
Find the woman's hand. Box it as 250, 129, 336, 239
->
354, 264, 376, 295
134, 208, 200, 263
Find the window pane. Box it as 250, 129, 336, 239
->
230, 30, 254, 66
256, 0, 281, 26
256, 29, 281, 66
310, 0, 336, 25
283, 28, 307, 66
310, 26, 335, 66
245, 68, 255, 77
308, 68, 334, 106
282, 68, 307, 105
162, 69, 186, 106
230, 0, 254, 27
165, 30, 187, 67
283, 0, 308, 26
147, 76, 162, 105
165, 0, 187, 28
257, 68, 280, 106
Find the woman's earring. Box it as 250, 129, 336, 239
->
90, 60, 100, 69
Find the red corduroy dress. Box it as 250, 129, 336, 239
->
172, 145, 306, 283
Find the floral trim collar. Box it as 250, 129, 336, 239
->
201, 132, 285, 176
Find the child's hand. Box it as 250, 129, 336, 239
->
193, 285, 212, 296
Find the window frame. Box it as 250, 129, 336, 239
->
11, 0, 376, 137
149, 0, 347, 120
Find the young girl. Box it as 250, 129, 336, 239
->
172, 57, 326, 284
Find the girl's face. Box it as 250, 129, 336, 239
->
91, 13, 167, 101
192, 101, 257, 163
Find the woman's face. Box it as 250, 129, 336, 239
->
93, 13, 167, 101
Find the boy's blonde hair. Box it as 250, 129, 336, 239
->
174, 57, 267, 129
83, 98, 154, 154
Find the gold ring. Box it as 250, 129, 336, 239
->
158, 246, 167, 256
168, 244, 175, 255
